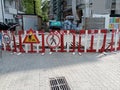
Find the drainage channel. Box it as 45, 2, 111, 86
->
49, 76, 71, 90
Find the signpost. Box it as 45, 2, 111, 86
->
46, 32, 60, 48
23, 29, 40, 53
3, 34, 11, 44
23, 29, 40, 44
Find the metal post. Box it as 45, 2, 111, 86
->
33, 0, 36, 15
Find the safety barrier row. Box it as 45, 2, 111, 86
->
1, 29, 120, 53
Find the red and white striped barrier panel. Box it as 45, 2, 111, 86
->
1, 29, 120, 53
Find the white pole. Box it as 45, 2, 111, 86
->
115, 29, 118, 51
96, 30, 101, 52
84, 0, 91, 17
67, 31, 70, 52
84, 30, 88, 53
36, 31, 39, 53
24, 31, 28, 53
72, 0, 79, 20
1, 0, 5, 22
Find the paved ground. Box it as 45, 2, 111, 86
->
0, 51, 120, 90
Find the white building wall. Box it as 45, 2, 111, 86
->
4, 0, 17, 23
4, 0, 16, 9
116, 0, 120, 14
92, 0, 112, 14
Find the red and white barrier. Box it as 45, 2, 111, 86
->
1, 29, 120, 54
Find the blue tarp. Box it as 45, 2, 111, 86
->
49, 21, 62, 27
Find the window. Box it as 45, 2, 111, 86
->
67, 0, 72, 6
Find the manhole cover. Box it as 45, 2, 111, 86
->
50, 76, 71, 90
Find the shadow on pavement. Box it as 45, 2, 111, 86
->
0, 51, 100, 75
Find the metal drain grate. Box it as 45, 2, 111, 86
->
50, 76, 71, 90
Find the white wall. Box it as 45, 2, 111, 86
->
116, 0, 120, 14
23, 15, 38, 30
92, 0, 111, 14
4, 0, 16, 9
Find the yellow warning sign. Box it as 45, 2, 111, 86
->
23, 29, 40, 43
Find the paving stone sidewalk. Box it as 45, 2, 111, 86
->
0, 51, 120, 90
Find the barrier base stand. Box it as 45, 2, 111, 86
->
103, 52, 108, 55
103, 51, 118, 55
97, 52, 107, 58
97, 51, 117, 58
17, 52, 22, 55
78, 52, 82, 56
49, 52, 52, 55
41, 53, 45, 56
112, 51, 117, 54
72, 52, 75, 55
106, 51, 118, 55
11, 52, 17, 55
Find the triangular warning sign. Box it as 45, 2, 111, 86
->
23, 29, 40, 44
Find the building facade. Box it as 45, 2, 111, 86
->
50, 0, 120, 21
4, 0, 17, 23
0, 0, 23, 24
49, 0, 63, 20
110, 0, 120, 16
49, 0, 91, 20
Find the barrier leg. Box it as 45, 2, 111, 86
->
69, 33, 75, 52
18, 31, 25, 53
12, 34, 17, 52
78, 34, 84, 52
38, 31, 45, 53
110, 30, 115, 51
58, 34, 66, 52
87, 35, 96, 52
6, 44, 11, 51
117, 38, 120, 50
104, 30, 115, 52
99, 33, 107, 52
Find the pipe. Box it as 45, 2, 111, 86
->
1, 0, 4, 22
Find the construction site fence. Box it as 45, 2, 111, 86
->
1, 29, 120, 53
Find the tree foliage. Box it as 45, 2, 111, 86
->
35, 0, 42, 16
22, 0, 49, 21
41, 0, 49, 21
22, 0, 42, 16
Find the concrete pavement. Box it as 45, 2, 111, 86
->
0, 51, 120, 90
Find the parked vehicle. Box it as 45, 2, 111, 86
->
0, 22, 9, 30
7, 22, 19, 31
0, 22, 19, 31
49, 20, 62, 30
